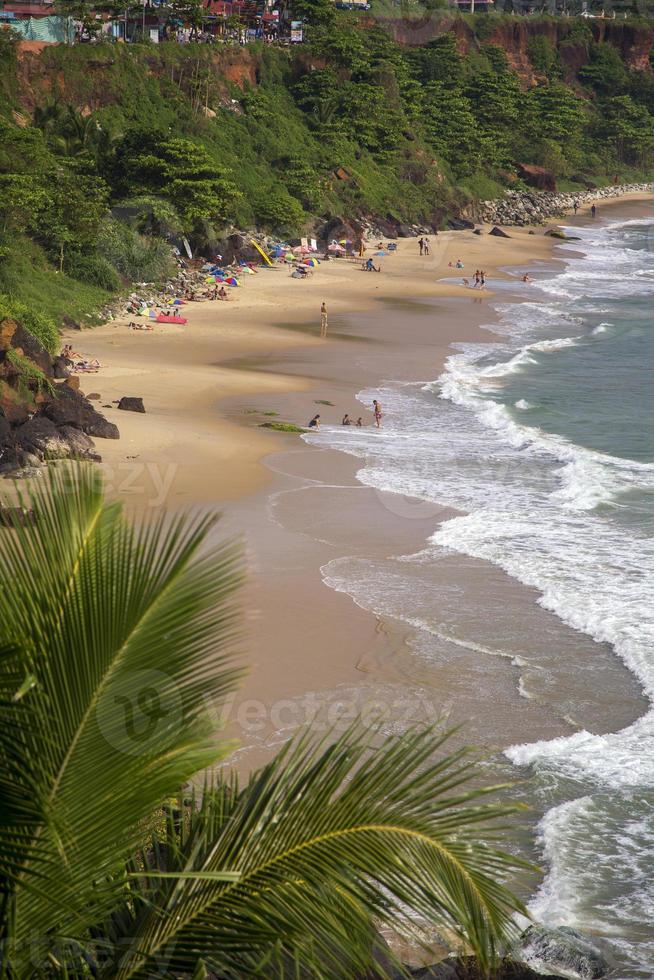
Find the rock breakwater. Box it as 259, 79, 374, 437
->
472, 182, 654, 226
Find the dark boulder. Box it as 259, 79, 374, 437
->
62, 314, 81, 331
489, 226, 512, 238
58, 425, 100, 461
410, 956, 564, 978
117, 396, 145, 414
516, 925, 610, 979
14, 417, 69, 458
0, 415, 10, 447
473, 228, 483, 235
396, 223, 414, 238
42, 385, 119, 440
447, 217, 475, 231
52, 356, 72, 380
517, 163, 557, 192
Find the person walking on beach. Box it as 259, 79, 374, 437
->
591, 204, 597, 218
373, 399, 382, 428
573, 200, 579, 215
480, 270, 486, 288
418, 237, 424, 256
424, 238, 431, 256
474, 269, 480, 287
320, 301, 328, 337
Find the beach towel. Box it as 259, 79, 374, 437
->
156, 314, 187, 324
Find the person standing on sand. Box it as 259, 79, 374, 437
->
418, 237, 424, 256
320, 302, 328, 337
424, 238, 431, 256
480, 270, 486, 288
591, 204, 597, 218
373, 399, 382, 428
573, 200, 579, 215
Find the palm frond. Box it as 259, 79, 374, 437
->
0, 466, 244, 973
108, 725, 534, 980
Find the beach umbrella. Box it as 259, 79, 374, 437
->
339, 239, 352, 245
284, 253, 295, 263
303, 258, 320, 267
225, 277, 240, 286
294, 245, 311, 254
328, 243, 346, 253
242, 266, 256, 275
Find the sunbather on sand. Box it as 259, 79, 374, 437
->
73, 358, 101, 373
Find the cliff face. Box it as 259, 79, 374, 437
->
14, 44, 259, 115
378, 15, 654, 81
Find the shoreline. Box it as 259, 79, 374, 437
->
56, 200, 653, 767
60, 188, 654, 515
53, 195, 654, 966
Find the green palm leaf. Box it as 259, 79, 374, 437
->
0, 467, 533, 980
0, 466, 244, 974
108, 726, 533, 980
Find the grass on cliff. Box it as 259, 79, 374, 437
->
0, 238, 112, 329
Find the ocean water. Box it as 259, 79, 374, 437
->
304, 215, 654, 978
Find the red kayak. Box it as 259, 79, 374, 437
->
156, 314, 187, 324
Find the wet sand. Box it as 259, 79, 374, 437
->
57, 203, 650, 778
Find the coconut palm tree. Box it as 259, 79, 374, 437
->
0, 467, 532, 979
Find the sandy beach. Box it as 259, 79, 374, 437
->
57, 194, 650, 784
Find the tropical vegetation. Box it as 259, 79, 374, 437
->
2, 11, 654, 335
0, 467, 533, 978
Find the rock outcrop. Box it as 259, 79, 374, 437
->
516, 163, 557, 192
0, 315, 119, 477
515, 925, 611, 979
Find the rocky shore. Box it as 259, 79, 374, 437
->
0, 315, 119, 478
472, 182, 654, 226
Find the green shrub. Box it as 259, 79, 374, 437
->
65, 253, 122, 292
0, 295, 59, 355
253, 190, 306, 235
527, 36, 561, 77
97, 218, 175, 283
